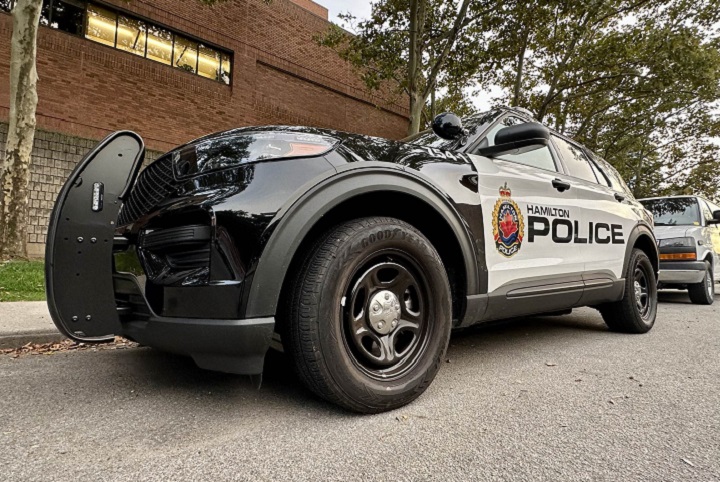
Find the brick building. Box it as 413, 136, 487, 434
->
0, 0, 409, 256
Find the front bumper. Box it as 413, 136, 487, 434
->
45, 131, 274, 375
658, 261, 706, 284
114, 274, 273, 374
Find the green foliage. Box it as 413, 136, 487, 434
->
487, 0, 720, 200
320, 0, 720, 200
0, 260, 45, 301
317, 0, 488, 134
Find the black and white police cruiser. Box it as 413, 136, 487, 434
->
46, 107, 659, 413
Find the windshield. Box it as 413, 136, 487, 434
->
401, 110, 500, 150
640, 197, 701, 226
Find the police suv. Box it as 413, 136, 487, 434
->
46, 107, 659, 413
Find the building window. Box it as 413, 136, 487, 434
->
50, 0, 85, 35
146, 24, 173, 65
173, 35, 198, 74
116, 15, 147, 57
0, 0, 232, 85
85, 3, 116, 47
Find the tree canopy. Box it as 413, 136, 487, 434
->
319, 0, 720, 200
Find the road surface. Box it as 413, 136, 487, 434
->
1, 291, 718, 481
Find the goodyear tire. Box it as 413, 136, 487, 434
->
284, 217, 452, 413
688, 262, 714, 305
599, 248, 657, 333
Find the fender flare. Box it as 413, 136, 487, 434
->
623, 222, 659, 276
243, 166, 480, 318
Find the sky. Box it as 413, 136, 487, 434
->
319, 0, 372, 27
316, 0, 496, 111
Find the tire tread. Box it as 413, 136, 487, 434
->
284, 217, 450, 413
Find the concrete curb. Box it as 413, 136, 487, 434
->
0, 332, 67, 349
0, 301, 66, 349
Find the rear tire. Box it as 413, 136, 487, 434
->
599, 248, 657, 333
688, 262, 714, 305
284, 217, 452, 413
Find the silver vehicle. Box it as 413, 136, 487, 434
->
639, 196, 720, 305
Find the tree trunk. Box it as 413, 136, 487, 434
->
0, 0, 41, 259
407, 0, 425, 136
408, 92, 425, 136
430, 88, 436, 120
512, 28, 529, 107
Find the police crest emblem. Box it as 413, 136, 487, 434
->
492, 183, 524, 257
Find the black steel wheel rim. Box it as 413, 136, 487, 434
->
634, 265, 651, 319
342, 249, 432, 381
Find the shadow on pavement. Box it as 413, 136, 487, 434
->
657, 288, 719, 304
0, 308, 620, 416
124, 310, 609, 405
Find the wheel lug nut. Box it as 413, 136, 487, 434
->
392, 320, 397, 328
384, 293, 390, 300
378, 321, 384, 329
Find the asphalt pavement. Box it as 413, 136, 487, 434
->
1, 290, 718, 481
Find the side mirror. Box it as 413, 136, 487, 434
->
709, 210, 720, 224
432, 112, 465, 140
477, 122, 550, 158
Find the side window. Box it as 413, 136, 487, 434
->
700, 199, 714, 224
591, 155, 634, 198
476, 116, 557, 172
588, 158, 611, 187
552, 136, 598, 183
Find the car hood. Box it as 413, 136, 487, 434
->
653, 225, 701, 239
171, 125, 468, 169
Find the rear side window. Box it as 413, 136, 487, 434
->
477, 116, 557, 172
552, 136, 597, 183
640, 198, 701, 226
590, 155, 634, 197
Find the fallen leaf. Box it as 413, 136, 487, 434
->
545, 362, 557, 367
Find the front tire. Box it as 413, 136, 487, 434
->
688, 262, 714, 305
284, 217, 452, 413
599, 248, 657, 333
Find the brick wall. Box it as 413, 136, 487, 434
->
289, 0, 328, 19
0, 0, 410, 256
0, 123, 161, 258
0, 0, 409, 152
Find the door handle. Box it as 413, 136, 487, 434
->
614, 193, 625, 202
552, 178, 571, 192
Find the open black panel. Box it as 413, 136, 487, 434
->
45, 131, 145, 341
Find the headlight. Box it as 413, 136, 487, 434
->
658, 237, 695, 248
172, 132, 340, 178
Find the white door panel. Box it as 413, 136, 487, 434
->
469, 155, 582, 293
572, 181, 635, 278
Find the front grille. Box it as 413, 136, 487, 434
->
118, 155, 178, 226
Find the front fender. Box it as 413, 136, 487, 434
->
625, 222, 659, 276
243, 165, 480, 318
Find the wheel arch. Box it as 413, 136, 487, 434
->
243, 167, 480, 324
702, 252, 714, 270
624, 223, 659, 276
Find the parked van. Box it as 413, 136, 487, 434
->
639, 196, 720, 304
